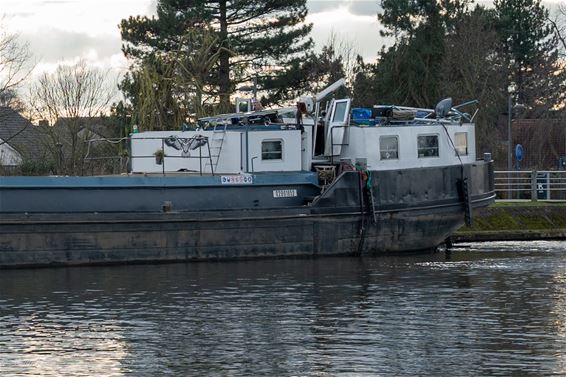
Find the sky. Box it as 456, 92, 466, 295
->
1, 0, 384, 77
1, 0, 563, 78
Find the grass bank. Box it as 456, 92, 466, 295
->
453, 201, 566, 242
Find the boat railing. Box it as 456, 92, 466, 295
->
84, 135, 215, 176
83, 123, 307, 176
362, 99, 479, 125
351, 117, 471, 127
82, 136, 129, 174
494, 170, 566, 201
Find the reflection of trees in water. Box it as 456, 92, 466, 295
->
0, 251, 564, 375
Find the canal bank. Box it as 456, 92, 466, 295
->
454, 202, 566, 242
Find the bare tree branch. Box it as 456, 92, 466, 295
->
547, 13, 566, 57
0, 18, 33, 101
27, 60, 116, 175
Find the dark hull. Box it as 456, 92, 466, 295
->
0, 162, 495, 268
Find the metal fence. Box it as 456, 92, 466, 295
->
494, 170, 566, 201
84, 135, 215, 176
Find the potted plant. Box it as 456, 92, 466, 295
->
154, 149, 165, 165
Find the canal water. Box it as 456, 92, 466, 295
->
0, 241, 564, 376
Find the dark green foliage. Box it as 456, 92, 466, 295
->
370, 0, 472, 107
353, 0, 564, 149
440, 6, 507, 160
351, 56, 379, 108
134, 56, 184, 131
374, 26, 445, 107
495, 0, 553, 69
301, 44, 347, 94
120, 0, 313, 113
380, 0, 469, 37
110, 100, 132, 139
494, 0, 565, 115
10, 159, 54, 176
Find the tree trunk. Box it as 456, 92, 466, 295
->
218, 0, 231, 112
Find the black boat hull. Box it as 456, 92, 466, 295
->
0, 161, 495, 268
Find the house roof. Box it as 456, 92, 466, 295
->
53, 117, 120, 140
0, 106, 49, 162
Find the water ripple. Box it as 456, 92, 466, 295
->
0, 241, 564, 376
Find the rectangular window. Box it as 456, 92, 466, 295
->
380, 135, 399, 160
418, 135, 439, 158
454, 132, 468, 156
332, 101, 348, 123
262, 140, 283, 160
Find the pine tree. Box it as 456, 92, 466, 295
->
440, 6, 508, 160
351, 56, 379, 108
120, 0, 312, 112
374, 0, 471, 107
494, 0, 565, 114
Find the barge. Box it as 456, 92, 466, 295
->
0, 80, 495, 267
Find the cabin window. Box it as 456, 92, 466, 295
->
417, 135, 439, 158
380, 136, 399, 160
332, 101, 348, 123
455, 132, 468, 156
262, 140, 283, 160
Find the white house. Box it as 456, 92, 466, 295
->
0, 107, 48, 169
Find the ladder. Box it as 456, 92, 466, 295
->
205, 124, 227, 174
461, 177, 473, 226
367, 184, 377, 224
357, 173, 378, 255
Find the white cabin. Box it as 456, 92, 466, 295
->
130, 114, 315, 174
340, 122, 476, 170
129, 83, 478, 175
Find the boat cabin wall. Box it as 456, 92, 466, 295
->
130, 128, 311, 174
340, 123, 477, 170
281, 116, 314, 171
246, 130, 303, 173
130, 130, 239, 174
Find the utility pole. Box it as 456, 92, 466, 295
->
507, 94, 512, 199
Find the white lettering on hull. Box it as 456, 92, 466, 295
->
273, 189, 298, 198
221, 175, 254, 184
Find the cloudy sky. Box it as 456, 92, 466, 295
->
2, 0, 563, 78
2, 0, 384, 77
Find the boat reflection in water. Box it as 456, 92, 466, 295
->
0, 241, 563, 376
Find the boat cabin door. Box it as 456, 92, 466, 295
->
324, 98, 351, 157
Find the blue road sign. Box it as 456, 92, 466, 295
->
515, 144, 524, 162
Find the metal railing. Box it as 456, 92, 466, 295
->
83, 124, 305, 176
494, 170, 566, 201
84, 135, 215, 176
